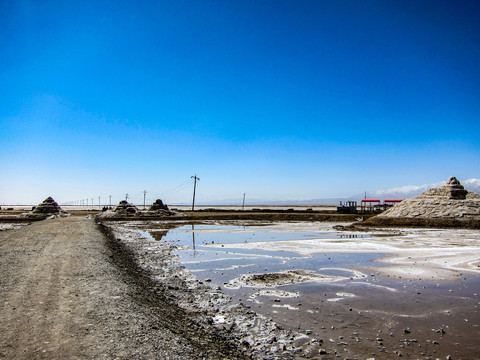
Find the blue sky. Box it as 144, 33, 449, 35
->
1, 0, 479, 205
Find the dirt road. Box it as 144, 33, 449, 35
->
0, 216, 248, 359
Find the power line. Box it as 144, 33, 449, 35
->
159, 178, 194, 196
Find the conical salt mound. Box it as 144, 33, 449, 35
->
419, 176, 470, 200
149, 199, 169, 211
377, 177, 479, 219
97, 198, 182, 219
21, 196, 69, 219
445, 176, 469, 199
136, 198, 175, 217
32, 197, 63, 214
359, 177, 480, 229
113, 200, 138, 215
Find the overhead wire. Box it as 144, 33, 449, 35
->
62, 178, 196, 206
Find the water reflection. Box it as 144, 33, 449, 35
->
191, 224, 196, 252
138, 223, 480, 358
145, 224, 379, 289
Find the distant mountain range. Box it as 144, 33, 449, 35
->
191, 178, 480, 206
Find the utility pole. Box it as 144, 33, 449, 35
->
143, 190, 147, 209
109, 195, 112, 207
98, 196, 101, 209
91, 198, 93, 208
242, 193, 246, 211
125, 193, 129, 201
191, 175, 200, 211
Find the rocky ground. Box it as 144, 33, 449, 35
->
0, 216, 261, 359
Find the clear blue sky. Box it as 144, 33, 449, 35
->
1, 0, 479, 205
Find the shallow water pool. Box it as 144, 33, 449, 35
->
144, 223, 379, 287
138, 221, 480, 359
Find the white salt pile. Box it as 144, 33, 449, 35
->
21, 197, 69, 219
378, 176, 480, 219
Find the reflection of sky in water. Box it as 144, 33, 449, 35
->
145, 224, 380, 286
140, 223, 480, 355
156, 224, 369, 247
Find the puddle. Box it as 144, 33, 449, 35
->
142, 224, 379, 289
137, 222, 480, 358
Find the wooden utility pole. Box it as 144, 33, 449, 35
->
242, 193, 246, 211
143, 190, 147, 209
125, 193, 129, 201
191, 175, 200, 211
109, 195, 112, 207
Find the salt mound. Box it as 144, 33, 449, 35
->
113, 200, 139, 215
378, 176, 480, 219
137, 199, 176, 217
149, 199, 170, 211
98, 200, 138, 218
21, 197, 69, 219
98, 199, 182, 219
